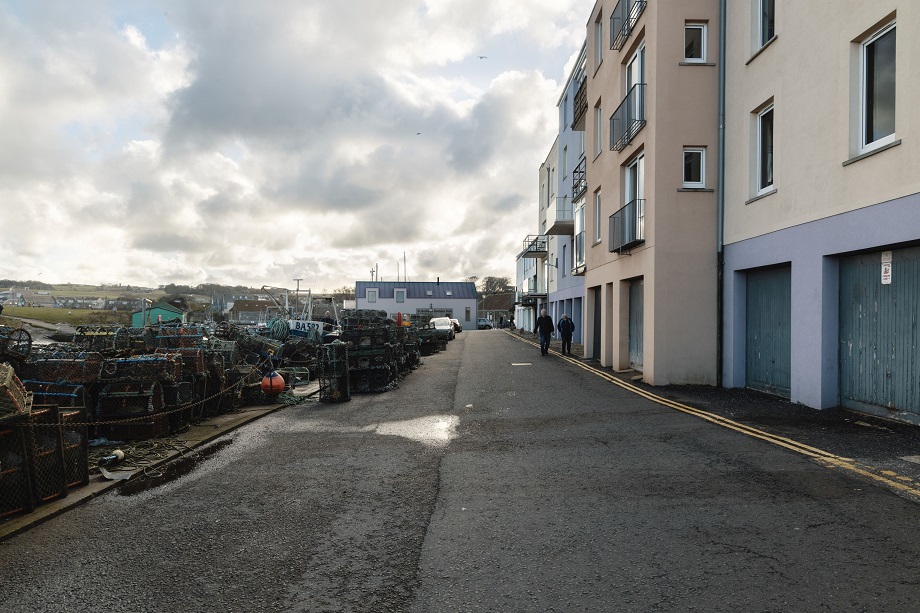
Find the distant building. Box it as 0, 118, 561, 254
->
479, 293, 516, 328
355, 281, 478, 327
130, 302, 185, 327
229, 300, 283, 325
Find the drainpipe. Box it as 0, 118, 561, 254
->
716, 0, 726, 387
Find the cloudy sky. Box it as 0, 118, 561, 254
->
0, 0, 591, 293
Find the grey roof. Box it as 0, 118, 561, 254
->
356, 281, 478, 300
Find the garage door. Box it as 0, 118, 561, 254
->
746, 267, 791, 397
840, 247, 920, 416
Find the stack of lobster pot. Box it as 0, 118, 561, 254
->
154, 324, 207, 422
0, 325, 32, 369
416, 322, 439, 357
95, 352, 181, 440
339, 311, 399, 393
20, 348, 102, 435
318, 340, 350, 402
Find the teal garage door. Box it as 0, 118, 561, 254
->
746, 267, 791, 397
840, 247, 920, 416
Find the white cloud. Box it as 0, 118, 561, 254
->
0, 0, 594, 291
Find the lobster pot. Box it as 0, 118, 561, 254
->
340, 327, 389, 348
163, 381, 194, 432
101, 353, 183, 383
208, 339, 240, 366
0, 325, 32, 361
253, 338, 284, 363
72, 325, 129, 355
319, 341, 350, 403
0, 363, 32, 423
24, 381, 89, 411
157, 347, 205, 375
96, 381, 167, 440
222, 365, 260, 411
201, 360, 226, 418
182, 373, 209, 421
348, 346, 395, 371
125, 327, 156, 353
155, 325, 205, 349
0, 425, 33, 519
21, 351, 103, 385
22, 405, 68, 505
436, 340, 448, 352
59, 407, 89, 489
349, 366, 393, 393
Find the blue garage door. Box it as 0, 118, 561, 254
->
840, 247, 920, 417
746, 267, 791, 397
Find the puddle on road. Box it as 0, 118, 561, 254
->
292, 415, 459, 448
118, 439, 234, 496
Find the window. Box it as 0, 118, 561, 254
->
861, 23, 896, 152
562, 245, 567, 277
594, 190, 602, 242
562, 146, 567, 178
595, 15, 604, 67
367, 289, 377, 303
626, 155, 645, 239
683, 148, 706, 188
757, 106, 774, 193
395, 289, 405, 303
684, 23, 707, 62
759, 0, 775, 47
465, 307, 470, 322
595, 104, 603, 156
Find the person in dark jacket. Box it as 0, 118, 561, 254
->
557, 313, 575, 356
533, 308, 554, 356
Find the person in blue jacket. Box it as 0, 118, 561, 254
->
557, 314, 575, 356
533, 308, 554, 356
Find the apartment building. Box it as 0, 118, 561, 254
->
514, 142, 554, 333
581, 0, 721, 384
722, 1, 920, 421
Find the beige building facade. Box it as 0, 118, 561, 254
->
722, 1, 920, 421
581, 0, 720, 385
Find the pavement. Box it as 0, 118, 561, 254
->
4, 328, 920, 541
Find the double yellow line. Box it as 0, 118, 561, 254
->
511, 332, 920, 500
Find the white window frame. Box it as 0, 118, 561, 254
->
626, 154, 645, 242
367, 289, 378, 303
757, 105, 774, 194
595, 15, 604, 67
395, 288, 406, 303
684, 23, 707, 63
594, 189, 602, 243
682, 147, 706, 188
860, 22, 896, 154
595, 104, 603, 156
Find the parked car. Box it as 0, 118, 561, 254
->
430, 317, 456, 340
450, 318, 462, 333
477, 318, 492, 330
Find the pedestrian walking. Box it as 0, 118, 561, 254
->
557, 314, 575, 356
533, 308, 554, 356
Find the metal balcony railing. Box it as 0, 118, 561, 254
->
610, 0, 647, 51
572, 75, 588, 131
610, 84, 646, 152
609, 199, 646, 253
521, 235, 548, 258
572, 156, 587, 200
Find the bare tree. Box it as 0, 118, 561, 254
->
478, 276, 511, 296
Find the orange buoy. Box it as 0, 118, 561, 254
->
261, 371, 285, 395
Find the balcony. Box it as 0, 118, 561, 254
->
522, 281, 547, 299
610, 84, 646, 152
572, 230, 586, 276
546, 197, 574, 236
610, 0, 647, 51
521, 235, 548, 259
609, 199, 645, 253
572, 75, 588, 131
572, 156, 587, 201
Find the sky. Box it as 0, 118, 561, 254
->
0, 0, 593, 293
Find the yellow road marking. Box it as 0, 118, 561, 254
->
508, 332, 920, 499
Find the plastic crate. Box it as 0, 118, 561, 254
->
0, 363, 32, 423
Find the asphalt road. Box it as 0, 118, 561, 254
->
2, 330, 920, 612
